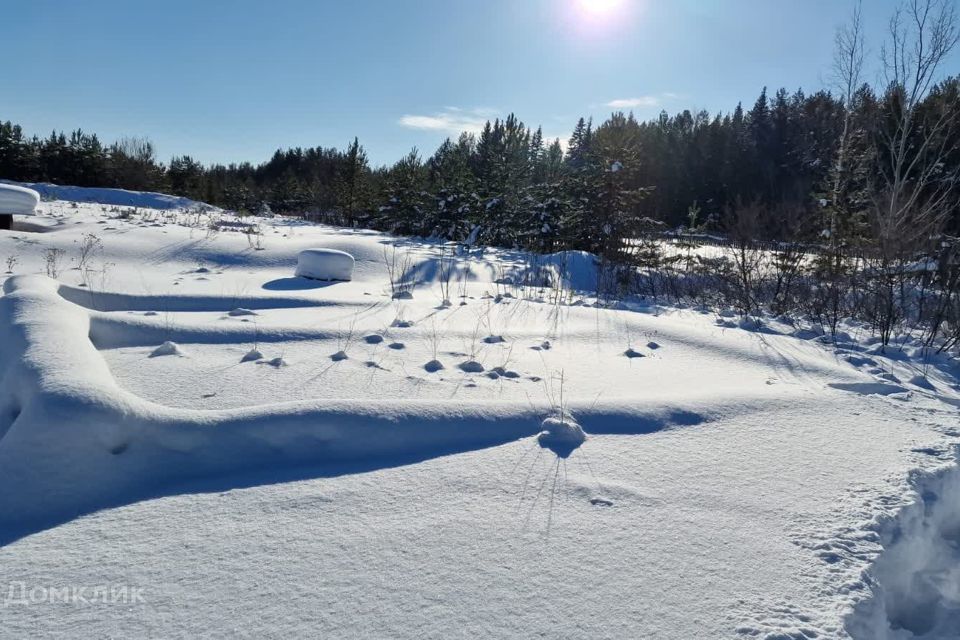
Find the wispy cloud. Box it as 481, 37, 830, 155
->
398, 107, 498, 136
605, 96, 661, 109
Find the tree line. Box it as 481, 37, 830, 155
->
2, 78, 957, 247
0, 0, 958, 349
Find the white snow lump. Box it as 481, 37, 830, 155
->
295, 248, 355, 281
0, 183, 40, 215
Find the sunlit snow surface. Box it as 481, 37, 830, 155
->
0, 189, 958, 639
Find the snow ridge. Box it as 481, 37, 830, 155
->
0, 275, 737, 544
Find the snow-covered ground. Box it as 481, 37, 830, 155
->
0, 189, 958, 639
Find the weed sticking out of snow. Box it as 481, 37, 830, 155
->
150, 341, 186, 358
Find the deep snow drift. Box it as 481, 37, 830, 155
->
0, 185, 958, 639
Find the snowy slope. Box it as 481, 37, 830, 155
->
1, 180, 214, 211
0, 187, 958, 639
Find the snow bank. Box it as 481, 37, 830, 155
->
295, 248, 355, 281
0, 183, 40, 215
1, 180, 211, 211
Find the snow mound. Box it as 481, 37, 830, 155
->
228, 308, 258, 317
0, 183, 40, 215
538, 414, 587, 458
295, 248, 354, 281
149, 341, 186, 357
459, 360, 484, 373
240, 348, 263, 363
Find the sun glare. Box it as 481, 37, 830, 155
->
576, 0, 626, 17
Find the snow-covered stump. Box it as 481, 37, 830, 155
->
0, 184, 40, 230
295, 248, 355, 282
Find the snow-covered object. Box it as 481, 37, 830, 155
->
537, 414, 587, 458
0, 183, 40, 215
240, 348, 263, 363
295, 248, 355, 281
149, 341, 185, 357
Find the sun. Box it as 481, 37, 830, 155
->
576, 0, 627, 17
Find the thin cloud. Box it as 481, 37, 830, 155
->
398, 107, 497, 136
605, 96, 661, 109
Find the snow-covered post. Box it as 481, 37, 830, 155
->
0, 184, 41, 230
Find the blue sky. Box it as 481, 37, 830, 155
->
2, 0, 952, 167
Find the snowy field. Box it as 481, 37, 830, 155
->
1, 187, 959, 639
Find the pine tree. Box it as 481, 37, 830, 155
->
335, 137, 372, 226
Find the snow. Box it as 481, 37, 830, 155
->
846, 462, 960, 638
2, 180, 211, 211
294, 247, 355, 281
0, 184, 958, 639
0, 183, 40, 215
149, 340, 186, 357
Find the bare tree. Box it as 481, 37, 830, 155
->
831, 0, 866, 220
868, 0, 959, 347
874, 0, 958, 247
